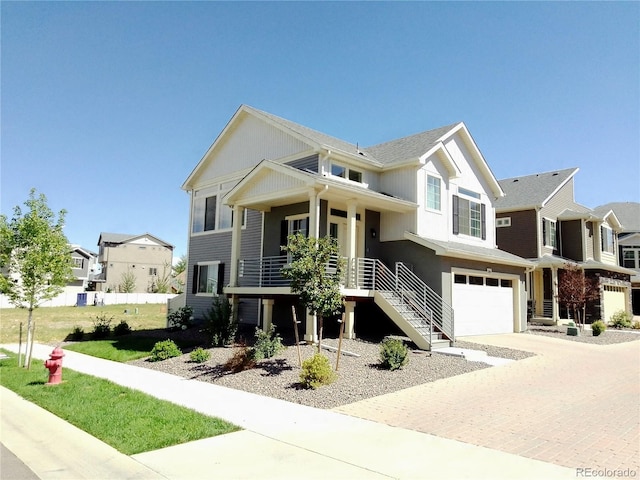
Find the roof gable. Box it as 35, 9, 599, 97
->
594, 202, 640, 232
496, 167, 579, 211
98, 232, 173, 249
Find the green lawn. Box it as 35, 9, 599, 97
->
1, 304, 169, 344
64, 335, 201, 362
0, 351, 239, 455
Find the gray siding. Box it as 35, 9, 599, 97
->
186, 209, 262, 323
285, 154, 319, 173
540, 179, 576, 219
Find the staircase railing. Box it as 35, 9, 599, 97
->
394, 262, 454, 342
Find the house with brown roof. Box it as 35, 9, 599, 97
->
495, 168, 634, 324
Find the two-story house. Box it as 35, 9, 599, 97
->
96, 233, 174, 293
595, 202, 640, 315
182, 105, 531, 350
495, 168, 634, 325
69, 245, 101, 292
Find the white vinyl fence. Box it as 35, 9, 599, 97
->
0, 291, 178, 309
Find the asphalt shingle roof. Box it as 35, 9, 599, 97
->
594, 202, 640, 232
363, 123, 461, 165
247, 105, 460, 167
495, 167, 578, 211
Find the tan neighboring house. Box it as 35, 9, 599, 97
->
96, 233, 174, 293
595, 202, 640, 315
495, 168, 634, 324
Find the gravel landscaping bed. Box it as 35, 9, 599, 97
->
129, 335, 533, 410
525, 323, 640, 345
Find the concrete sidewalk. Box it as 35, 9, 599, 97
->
1, 343, 575, 480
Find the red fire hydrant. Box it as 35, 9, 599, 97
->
44, 347, 65, 385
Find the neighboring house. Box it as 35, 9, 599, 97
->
96, 233, 174, 293
69, 245, 101, 292
495, 168, 634, 324
595, 202, 640, 315
182, 105, 531, 349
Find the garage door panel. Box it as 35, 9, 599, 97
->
453, 278, 514, 336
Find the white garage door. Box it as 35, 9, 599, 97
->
452, 273, 514, 336
602, 285, 626, 322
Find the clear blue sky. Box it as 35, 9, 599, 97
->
2, 1, 638, 259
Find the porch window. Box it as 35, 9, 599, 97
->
193, 262, 224, 295
542, 218, 557, 249
601, 226, 614, 254
426, 175, 441, 211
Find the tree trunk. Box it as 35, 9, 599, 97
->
317, 315, 324, 354
25, 307, 34, 368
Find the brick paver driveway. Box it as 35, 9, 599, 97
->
335, 333, 640, 473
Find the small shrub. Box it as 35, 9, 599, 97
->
189, 347, 211, 363
70, 326, 84, 341
92, 314, 113, 339
224, 345, 256, 373
113, 320, 132, 336
609, 310, 632, 329
300, 353, 336, 389
149, 340, 182, 362
204, 296, 237, 346
591, 320, 606, 336
251, 325, 284, 361
167, 306, 193, 331
632, 321, 640, 330
379, 337, 409, 371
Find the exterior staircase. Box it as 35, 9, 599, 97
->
371, 261, 454, 351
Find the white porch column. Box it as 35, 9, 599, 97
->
346, 200, 357, 288
308, 189, 320, 239
551, 267, 559, 324
261, 299, 274, 331
344, 300, 356, 339
304, 309, 317, 343
229, 205, 243, 287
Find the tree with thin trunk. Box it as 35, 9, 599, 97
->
0, 189, 74, 367
557, 263, 600, 330
281, 233, 344, 353
119, 268, 137, 293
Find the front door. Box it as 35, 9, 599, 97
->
329, 215, 363, 258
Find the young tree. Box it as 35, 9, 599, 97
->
557, 263, 599, 330
119, 269, 137, 293
0, 189, 74, 367
281, 233, 344, 353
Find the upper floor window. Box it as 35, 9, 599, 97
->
452, 194, 486, 239
601, 226, 615, 254
330, 163, 363, 183
496, 217, 511, 227
426, 175, 441, 211
542, 218, 557, 249
623, 248, 640, 269
72, 257, 84, 269
192, 187, 236, 234
149, 267, 157, 276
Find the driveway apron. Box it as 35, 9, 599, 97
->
334, 334, 640, 472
